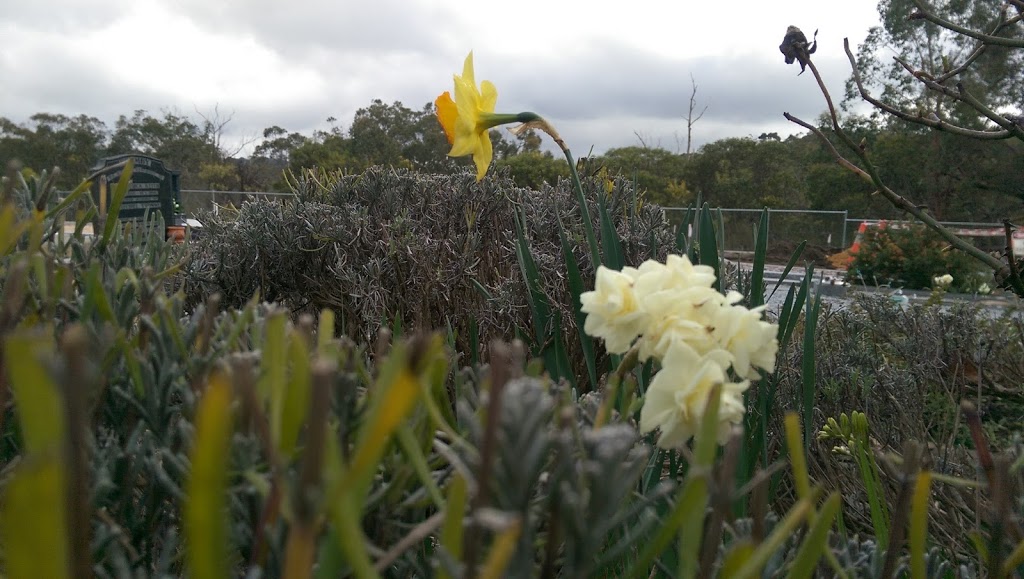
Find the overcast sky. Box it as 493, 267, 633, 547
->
0, 0, 884, 156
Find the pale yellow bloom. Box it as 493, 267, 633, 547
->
580, 265, 648, 353
639, 341, 749, 447
581, 253, 780, 448
635, 285, 724, 361
933, 274, 953, 288
710, 304, 779, 379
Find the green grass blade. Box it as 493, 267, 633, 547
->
787, 492, 841, 579
46, 178, 92, 221
779, 280, 808, 350
768, 240, 807, 301
260, 310, 288, 449
513, 206, 557, 375
560, 148, 602, 269
698, 203, 720, 290
280, 327, 312, 459
597, 191, 624, 270
100, 159, 134, 248
749, 208, 769, 309
800, 267, 821, 448
629, 475, 709, 579
557, 210, 598, 390
732, 498, 814, 579
438, 474, 468, 579
317, 309, 335, 354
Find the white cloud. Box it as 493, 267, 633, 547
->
0, 0, 883, 155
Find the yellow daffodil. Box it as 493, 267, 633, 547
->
436, 52, 536, 180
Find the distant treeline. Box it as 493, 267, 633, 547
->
1, 100, 1021, 222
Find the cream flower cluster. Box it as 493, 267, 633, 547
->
580, 255, 779, 448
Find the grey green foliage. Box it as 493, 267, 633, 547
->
184, 166, 674, 383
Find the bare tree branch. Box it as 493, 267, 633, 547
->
845, 40, 1015, 139
781, 113, 871, 180
910, 0, 1024, 48
933, 7, 1022, 82
781, 28, 1024, 296
686, 73, 708, 157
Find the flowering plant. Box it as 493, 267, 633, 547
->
580, 254, 779, 447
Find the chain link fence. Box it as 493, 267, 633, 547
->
662, 207, 850, 254
180, 189, 295, 217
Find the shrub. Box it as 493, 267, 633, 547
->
2, 162, 1021, 578
848, 224, 992, 293
183, 166, 677, 382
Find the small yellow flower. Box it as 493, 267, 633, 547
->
436, 52, 502, 180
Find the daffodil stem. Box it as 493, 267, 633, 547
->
560, 147, 602, 270
484, 112, 540, 129
595, 345, 640, 428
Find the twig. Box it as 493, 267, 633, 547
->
373, 510, 447, 572
934, 8, 1022, 83
781, 114, 871, 180
850, 43, 1012, 139
784, 47, 1024, 295
910, 0, 1024, 48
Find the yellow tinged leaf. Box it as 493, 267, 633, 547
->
734, 498, 814, 579
282, 522, 318, 579
317, 309, 335, 354
4, 329, 64, 453
439, 474, 468, 579
261, 311, 287, 447
1, 203, 30, 256
784, 413, 812, 500
478, 518, 522, 579
346, 365, 421, 494
1002, 537, 1024, 576
0, 457, 69, 579
280, 330, 311, 458
909, 471, 932, 579
787, 492, 841, 579
185, 370, 235, 579
720, 540, 756, 578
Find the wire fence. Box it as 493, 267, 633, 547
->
182, 192, 1012, 257
662, 208, 850, 253
180, 189, 294, 217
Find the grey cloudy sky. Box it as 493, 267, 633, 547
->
0, 0, 884, 155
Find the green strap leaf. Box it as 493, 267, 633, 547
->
185, 370, 235, 579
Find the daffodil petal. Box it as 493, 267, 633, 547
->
461, 52, 475, 86
473, 129, 493, 180
435, 92, 458, 145
480, 80, 498, 113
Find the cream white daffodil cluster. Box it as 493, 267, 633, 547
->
580, 254, 779, 448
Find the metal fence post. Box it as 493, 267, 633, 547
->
841, 210, 848, 249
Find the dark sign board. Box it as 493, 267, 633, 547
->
89, 154, 180, 226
